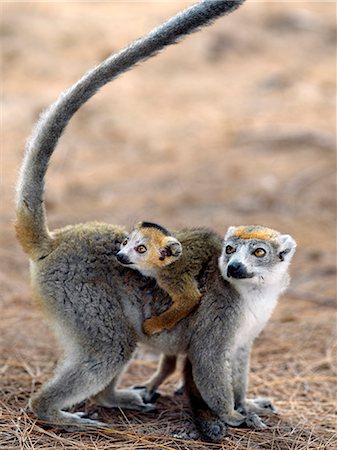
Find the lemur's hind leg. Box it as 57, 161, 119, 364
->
183, 358, 227, 443
132, 354, 177, 403
31, 351, 132, 430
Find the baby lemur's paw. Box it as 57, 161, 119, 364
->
143, 317, 166, 336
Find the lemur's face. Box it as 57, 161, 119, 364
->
219, 225, 296, 287
116, 223, 182, 275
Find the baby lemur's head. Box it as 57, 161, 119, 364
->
219, 225, 296, 291
116, 222, 182, 276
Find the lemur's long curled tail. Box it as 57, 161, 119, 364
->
15, 0, 245, 260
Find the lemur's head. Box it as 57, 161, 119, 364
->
219, 225, 296, 290
116, 222, 182, 275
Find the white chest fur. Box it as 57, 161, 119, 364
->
233, 283, 280, 351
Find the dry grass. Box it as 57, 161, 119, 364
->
1, 1, 336, 449
1, 301, 336, 450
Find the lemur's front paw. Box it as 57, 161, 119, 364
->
223, 410, 245, 427
143, 318, 165, 336
251, 398, 277, 414
245, 413, 268, 429
238, 398, 277, 415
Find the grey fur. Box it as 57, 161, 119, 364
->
25, 224, 295, 441
14, 0, 297, 442
139, 225, 296, 435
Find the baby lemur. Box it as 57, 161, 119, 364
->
14, 0, 297, 443
116, 221, 214, 335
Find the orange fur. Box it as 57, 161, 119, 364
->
133, 224, 174, 269
233, 226, 279, 241
133, 225, 202, 335
119, 225, 220, 336
139, 227, 169, 267
143, 280, 201, 335
15, 207, 53, 260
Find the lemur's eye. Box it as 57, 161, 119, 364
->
253, 248, 266, 257
225, 245, 235, 255
122, 239, 128, 246
136, 245, 147, 254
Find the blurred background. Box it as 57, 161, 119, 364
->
1, 1, 336, 449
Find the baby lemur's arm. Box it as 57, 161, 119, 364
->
142, 228, 223, 335
117, 223, 217, 336
143, 273, 201, 335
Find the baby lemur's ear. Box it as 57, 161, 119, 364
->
278, 234, 297, 262
159, 237, 182, 261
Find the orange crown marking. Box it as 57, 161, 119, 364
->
141, 227, 168, 246
233, 226, 279, 241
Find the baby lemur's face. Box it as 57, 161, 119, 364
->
219, 225, 296, 288
116, 222, 182, 276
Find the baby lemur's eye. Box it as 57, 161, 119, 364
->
225, 245, 235, 255
253, 248, 266, 257
136, 245, 147, 254
122, 239, 128, 246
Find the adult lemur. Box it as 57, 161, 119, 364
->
15, 0, 297, 443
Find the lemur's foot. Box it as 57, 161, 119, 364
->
174, 383, 185, 396
195, 416, 227, 443
132, 385, 161, 403
238, 398, 277, 415
244, 413, 268, 429
39, 411, 110, 432
92, 388, 156, 412
251, 398, 277, 414
223, 410, 245, 427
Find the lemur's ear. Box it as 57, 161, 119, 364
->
278, 234, 297, 261
159, 237, 182, 261
224, 226, 237, 240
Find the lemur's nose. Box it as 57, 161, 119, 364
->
116, 252, 132, 265
227, 261, 249, 279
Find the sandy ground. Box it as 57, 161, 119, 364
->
1, 1, 336, 449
